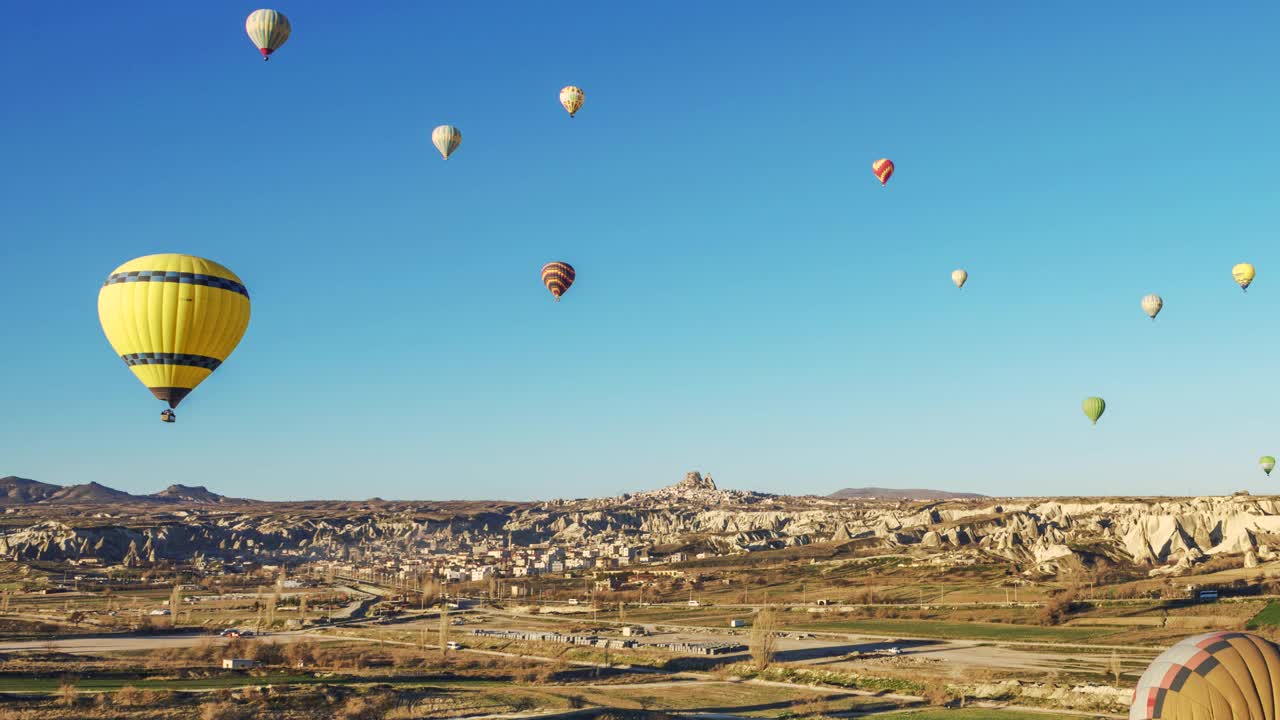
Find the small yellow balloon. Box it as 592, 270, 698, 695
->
1233, 263, 1256, 292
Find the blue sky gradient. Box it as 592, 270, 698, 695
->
3, 2, 1280, 500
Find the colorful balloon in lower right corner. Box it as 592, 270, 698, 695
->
1082, 397, 1105, 425
1132, 632, 1280, 719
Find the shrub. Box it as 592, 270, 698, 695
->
200, 701, 250, 720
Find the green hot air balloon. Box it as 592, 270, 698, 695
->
1082, 397, 1106, 425
1262, 456, 1276, 476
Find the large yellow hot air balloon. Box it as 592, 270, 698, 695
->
245, 9, 291, 61
559, 86, 584, 118
1132, 632, 1280, 719
432, 125, 462, 161
98, 254, 251, 422
1233, 263, 1255, 292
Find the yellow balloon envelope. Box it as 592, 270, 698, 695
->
1233, 263, 1255, 292
97, 254, 251, 416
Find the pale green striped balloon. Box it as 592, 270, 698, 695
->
432, 125, 462, 161
245, 9, 291, 60
1082, 397, 1105, 425
1261, 456, 1276, 476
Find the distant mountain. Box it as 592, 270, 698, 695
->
151, 484, 231, 504
47, 481, 143, 504
0, 477, 60, 503
0, 477, 238, 506
829, 487, 987, 501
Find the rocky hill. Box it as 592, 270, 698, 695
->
0, 477, 59, 503
1, 472, 1279, 581
0, 477, 233, 506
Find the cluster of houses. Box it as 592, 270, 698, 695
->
317, 535, 701, 588
470, 628, 746, 656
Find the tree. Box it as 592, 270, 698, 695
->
1109, 649, 1123, 684
68, 610, 86, 627
750, 607, 778, 671
439, 601, 449, 659
170, 583, 182, 628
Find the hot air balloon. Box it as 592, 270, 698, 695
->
98, 254, 251, 423
245, 9, 291, 61
432, 125, 462, 161
872, 159, 894, 187
541, 262, 575, 301
1141, 294, 1163, 320
560, 86, 584, 118
1233, 263, 1256, 292
951, 269, 968, 289
1262, 456, 1276, 476
1131, 631, 1280, 719
1082, 397, 1105, 425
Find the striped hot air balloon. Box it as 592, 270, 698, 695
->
1233, 263, 1255, 292
541, 262, 575, 301
98, 254, 251, 422
872, 158, 895, 186
1261, 456, 1276, 476
432, 125, 462, 161
1082, 396, 1105, 425
245, 9, 291, 61
1131, 632, 1280, 720
559, 86, 585, 117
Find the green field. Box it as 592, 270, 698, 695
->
795, 618, 1116, 643
1247, 601, 1280, 629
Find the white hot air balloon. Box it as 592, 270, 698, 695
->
1141, 293, 1163, 321
432, 125, 462, 161
245, 9, 291, 61
951, 269, 968, 289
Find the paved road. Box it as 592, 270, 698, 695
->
473, 605, 1159, 674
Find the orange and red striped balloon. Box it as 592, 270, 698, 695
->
541, 262, 575, 301
872, 158, 895, 186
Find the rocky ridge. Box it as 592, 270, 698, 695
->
1, 473, 1278, 578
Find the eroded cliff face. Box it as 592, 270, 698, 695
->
2, 476, 1278, 575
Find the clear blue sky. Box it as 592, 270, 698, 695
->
3, 2, 1280, 500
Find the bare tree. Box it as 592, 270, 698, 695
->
439, 600, 450, 659
170, 583, 182, 628
750, 606, 778, 671
1109, 649, 1123, 684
